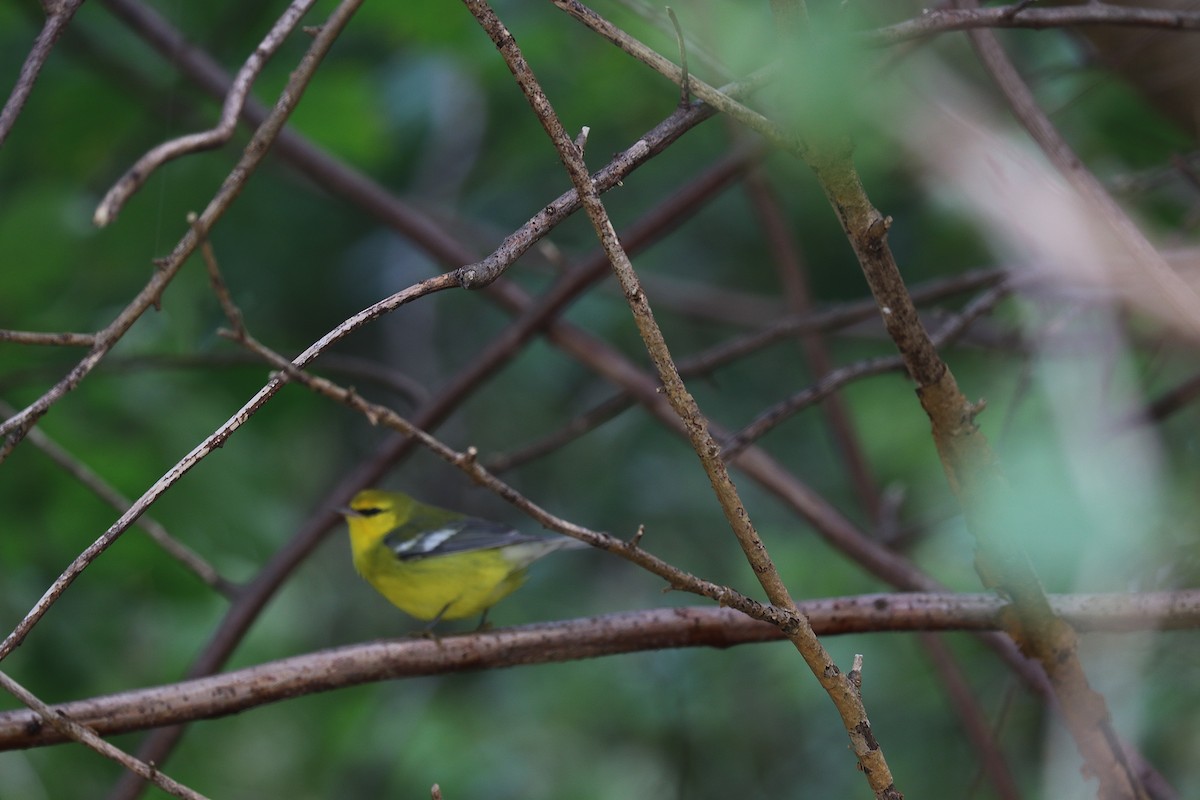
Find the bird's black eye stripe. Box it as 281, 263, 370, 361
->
357, 507, 385, 517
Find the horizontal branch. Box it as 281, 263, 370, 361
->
3, 591, 1197, 750
0, 329, 96, 347
868, 3, 1200, 46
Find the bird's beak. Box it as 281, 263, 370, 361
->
336, 505, 361, 517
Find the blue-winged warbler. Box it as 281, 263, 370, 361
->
341, 489, 586, 622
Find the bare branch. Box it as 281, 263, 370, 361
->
868, 3, 1200, 47
960, 1, 1200, 342
0, 400, 236, 597
93, 0, 320, 227
0, 329, 96, 347
462, 0, 900, 795
0, 669, 207, 799
916, 632, 1021, 800
4, 591, 1198, 750
742, 162, 882, 521
723, 279, 1016, 457
0, 0, 86, 148
549, 0, 799, 154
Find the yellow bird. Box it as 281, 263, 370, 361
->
341, 489, 586, 623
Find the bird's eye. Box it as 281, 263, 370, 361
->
357, 507, 385, 517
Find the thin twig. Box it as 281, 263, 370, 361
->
0, 1, 358, 461
0, 400, 237, 597
722, 281, 1015, 457
868, 3, 1200, 47
666, 7, 689, 107
0, 669, 208, 799
611, 0, 732, 79
0, 0, 86, 147
92, 0, 320, 227
548, 0, 800, 156
190, 212, 245, 337
916, 632, 1022, 800
485, 391, 634, 473
742, 161, 882, 522
679, 269, 1007, 375
0, 329, 96, 347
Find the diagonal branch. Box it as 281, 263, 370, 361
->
0, 0, 86, 148
0, 400, 235, 596
460, 1, 902, 796
0, 669, 207, 799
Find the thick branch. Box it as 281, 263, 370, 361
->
5, 592, 1197, 750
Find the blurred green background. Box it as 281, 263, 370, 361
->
3, 0, 1200, 797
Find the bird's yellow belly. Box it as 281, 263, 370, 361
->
358, 549, 528, 621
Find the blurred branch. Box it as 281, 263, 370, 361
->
93, 0, 319, 227
548, 0, 801, 156
486, 391, 633, 473
681, 268, 1006, 374
0, 0, 85, 148
959, 0, 1200, 342
0, 400, 237, 597
868, 4, 1200, 47
0, 351, 432, 409
485, 272, 997, 473
916, 632, 1022, 800
954, 9, 1162, 798
743, 164, 881, 520
5, 592, 1199, 750
1116, 369, 1200, 428
723, 279, 1015, 458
